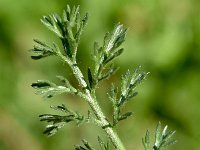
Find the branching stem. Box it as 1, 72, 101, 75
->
31, 5, 176, 150
60, 55, 126, 150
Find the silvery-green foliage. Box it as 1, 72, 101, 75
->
142, 122, 176, 150
31, 4, 176, 150
39, 104, 90, 136
75, 140, 95, 150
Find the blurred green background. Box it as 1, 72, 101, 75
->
0, 0, 200, 149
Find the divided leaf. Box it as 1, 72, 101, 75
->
118, 112, 133, 121
31, 4, 177, 150
40, 104, 89, 136
30, 39, 58, 60
36, 5, 88, 59
75, 140, 95, 150
41, 15, 63, 38
92, 24, 127, 88
153, 122, 177, 150
142, 130, 150, 150
98, 64, 119, 82
98, 136, 109, 150
31, 80, 71, 99
56, 75, 77, 93
118, 68, 148, 107
87, 68, 94, 89
142, 122, 176, 150
108, 68, 148, 126
103, 23, 127, 53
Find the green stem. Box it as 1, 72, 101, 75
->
70, 61, 126, 150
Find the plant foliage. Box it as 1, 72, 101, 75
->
142, 122, 176, 150
31, 4, 176, 150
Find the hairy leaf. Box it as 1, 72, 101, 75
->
30, 39, 57, 60
142, 130, 150, 150
40, 104, 89, 136
98, 136, 109, 150
87, 68, 94, 89
118, 112, 133, 121
118, 68, 148, 107
32, 80, 71, 99
143, 122, 176, 150
104, 23, 127, 53
75, 140, 95, 150
41, 15, 63, 38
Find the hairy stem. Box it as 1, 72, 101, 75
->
69, 60, 126, 150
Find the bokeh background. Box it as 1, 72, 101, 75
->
0, 0, 200, 149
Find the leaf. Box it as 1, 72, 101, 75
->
87, 68, 94, 88
154, 122, 162, 147
53, 13, 65, 35
143, 123, 176, 150
32, 80, 71, 99
103, 32, 111, 50
43, 124, 60, 136
118, 68, 148, 107
98, 64, 119, 82
152, 122, 176, 150
112, 28, 127, 50
40, 104, 89, 136
30, 39, 57, 60
50, 104, 69, 113
93, 41, 100, 57
103, 48, 124, 65
142, 130, 150, 150
75, 140, 95, 150
108, 84, 118, 104
118, 112, 133, 121
127, 91, 138, 100
56, 75, 77, 93
66, 5, 71, 21
41, 15, 63, 38
31, 80, 56, 88
75, 13, 88, 44
98, 136, 109, 150
69, 5, 80, 27
104, 23, 127, 53
37, 86, 70, 99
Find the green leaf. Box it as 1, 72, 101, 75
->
155, 122, 162, 147
40, 104, 89, 136
112, 28, 127, 50
69, 5, 80, 27
30, 39, 57, 60
87, 68, 94, 89
41, 15, 63, 38
56, 75, 77, 93
108, 84, 118, 104
118, 112, 133, 121
32, 80, 70, 99
93, 41, 101, 58
75, 13, 88, 44
103, 32, 111, 50
143, 123, 176, 150
66, 5, 71, 21
98, 136, 109, 150
103, 48, 124, 65
50, 104, 69, 113
153, 122, 176, 150
104, 23, 127, 53
75, 140, 95, 150
31, 80, 56, 88
98, 64, 118, 82
118, 68, 148, 107
42, 124, 63, 136
142, 130, 150, 150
